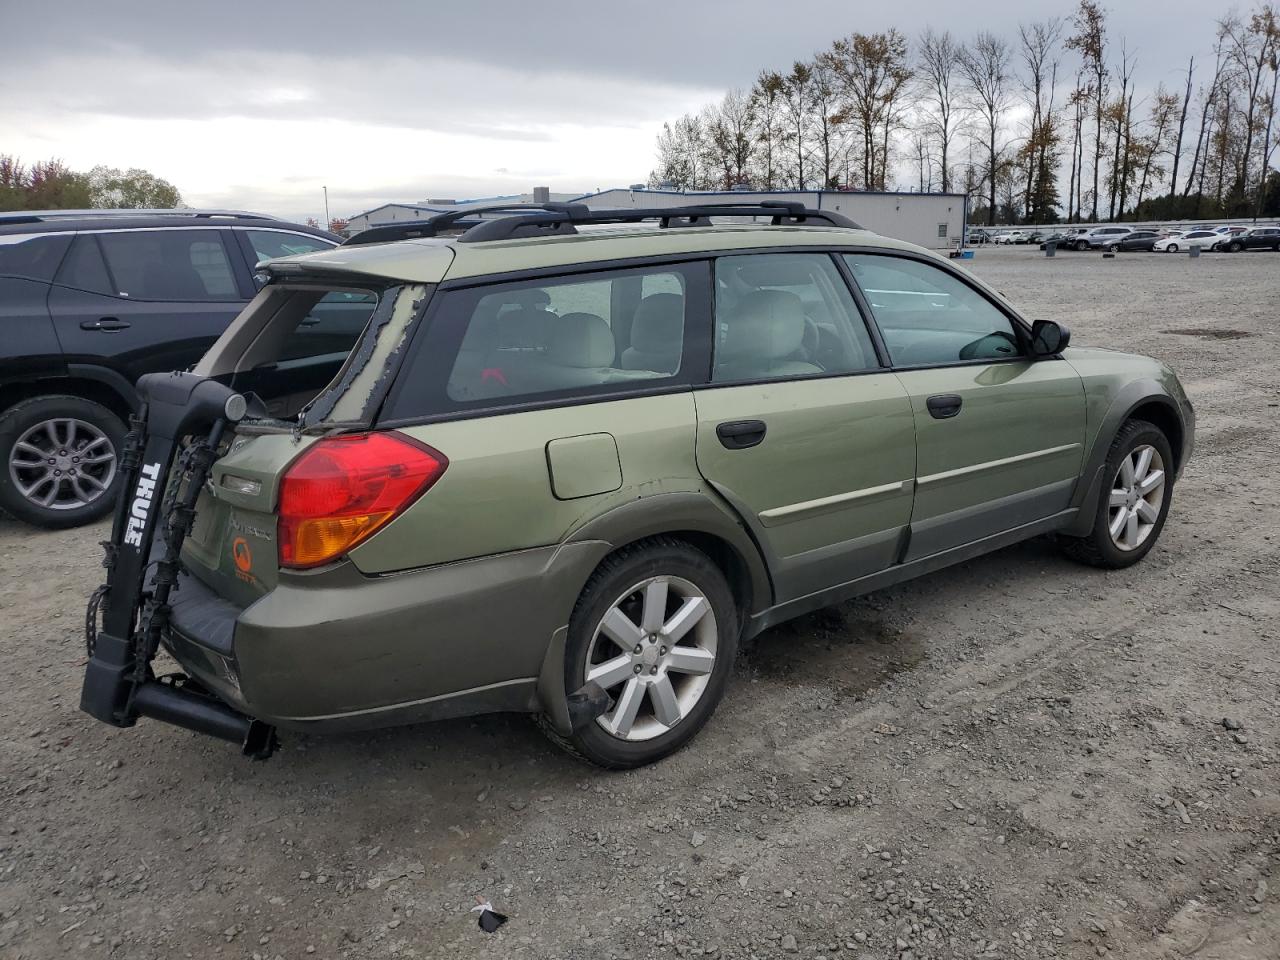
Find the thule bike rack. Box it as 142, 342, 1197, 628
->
80, 371, 277, 759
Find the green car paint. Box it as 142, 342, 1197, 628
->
165, 222, 1194, 742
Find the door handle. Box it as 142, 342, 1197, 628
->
716, 419, 767, 449
80, 318, 131, 331
926, 394, 963, 419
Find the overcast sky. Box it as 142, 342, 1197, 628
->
1, 0, 1222, 222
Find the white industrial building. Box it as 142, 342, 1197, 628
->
346, 186, 968, 250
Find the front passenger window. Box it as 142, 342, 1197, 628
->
843, 254, 1021, 367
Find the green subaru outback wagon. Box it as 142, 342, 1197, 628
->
81, 202, 1194, 768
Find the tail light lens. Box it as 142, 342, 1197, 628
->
278, 432, 447, 569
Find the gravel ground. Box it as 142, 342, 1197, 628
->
1, 245, 1277, 960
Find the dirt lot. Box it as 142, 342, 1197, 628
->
1, 245, 1277, 960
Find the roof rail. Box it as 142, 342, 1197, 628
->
341, 201, 860, 246
0, 208, 281, 225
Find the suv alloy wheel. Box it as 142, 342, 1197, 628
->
549, 539, 739, 768
0, 395, 126, 528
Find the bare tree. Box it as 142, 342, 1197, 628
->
1169, 57, 1195, 201
1134, 86, 1180, 210
1184, 38, 1229, 201
960, 32, 1014, 225
1066, 0, 1108, 220
780, 62, 814, 189
703, 89, 757, 189
1018, 19, 1064, 221
1219, 5, 1280, 206
831, 30, 913, 190
810, 53, 846, 188
916, 29, 964, 191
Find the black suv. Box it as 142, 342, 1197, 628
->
0, 210, 337, 528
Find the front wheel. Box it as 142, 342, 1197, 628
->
545, 539, 739, 768
1167, 243, 1179, 253
1108, 243, 1121, 252
1060, 419, 1174, 569
0, 395, 126, 529
1228, 241, 1243, 252
1076, 240, 1090, 251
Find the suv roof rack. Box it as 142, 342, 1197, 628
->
342, 201, 861, 246
0, 209, 281, 225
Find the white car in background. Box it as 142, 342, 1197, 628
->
996, 231, 1028, 244
1153, 229, 1218, 252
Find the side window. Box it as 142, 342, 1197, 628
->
844, 254, 1021, 367
277, 290, 379, 362
243, 230, 334, 262
54, 236, 112, 294
96, 230, 239, 301
442, 266, 691, 405
712, 253, 878, 383
0, 234, 71, 282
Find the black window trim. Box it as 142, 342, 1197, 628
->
377, 259, 715, 427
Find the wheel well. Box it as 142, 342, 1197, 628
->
0, 378, 132, 424
597, 531, 757, 618
1128, 401, 1184, 471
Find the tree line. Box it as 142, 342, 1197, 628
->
0, 155, 183, 211
650, 1, 1280, 225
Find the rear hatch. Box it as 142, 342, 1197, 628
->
179, 277, 434, 607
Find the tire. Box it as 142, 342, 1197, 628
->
1076, 240, 1090, 251
1108, 243, 1121, 252
0, 395, 126, 529
1167, 243, 1179, 253
1059, 419, 1174, 570
542, 537, 739, 769
1228, 241, 1243, 252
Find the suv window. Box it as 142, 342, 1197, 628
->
278, 290, 379, 361
55, 236, 113, 294
242, 229, 334, 262
844, 254, 1021, 367
0, 233, 72, 282
438, 264, 697, 405
96, 229, 238, 301
712, 253, 878, 382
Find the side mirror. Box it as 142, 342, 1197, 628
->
1030, 319, 1070, 357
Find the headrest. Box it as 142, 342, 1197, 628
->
631, 293, 684, 352
718, 289, 805, 361
495, 306, 554, 349
548, 312, 615, 368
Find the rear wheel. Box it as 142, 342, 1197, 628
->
1060, 419, 1173, 569
0, 395, 126, 529
545, 538, 739, 768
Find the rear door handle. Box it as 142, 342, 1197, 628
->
926, 394, 963, 419
716, 419, 767, 449
81, 318, 131, 331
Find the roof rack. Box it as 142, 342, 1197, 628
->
341, 201, 860, 246
0, 208, 281, 225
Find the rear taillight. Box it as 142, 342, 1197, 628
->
277, 432, 446, 569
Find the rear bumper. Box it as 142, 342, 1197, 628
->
165, 539, 606, 732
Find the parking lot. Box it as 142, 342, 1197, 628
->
0, 244, 1277, 959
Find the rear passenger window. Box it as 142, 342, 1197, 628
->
435, 264, 700, 407
55, 236, 112, 294
844, 254, 1021, 367
242, 230, 334, 262
712, 253, 878, 383
0, 233, 71, 282
96, 230, 239, 301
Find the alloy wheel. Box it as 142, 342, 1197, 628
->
585, 575, 718, 742
7, 418, 117, 511
1107, 444, 1166, 551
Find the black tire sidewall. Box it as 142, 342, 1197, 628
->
1087, 421, 1175, 568
563, 542, 739, 768
0, 396, 126, 528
